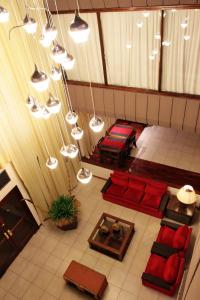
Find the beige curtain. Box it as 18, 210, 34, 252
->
162, 9, 200, 95
0, 0, 78, 217
53, 13, 104, 83
101, 11, 161, 89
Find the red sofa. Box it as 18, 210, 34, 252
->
101, 171, 169, 218
155, 220, 192, 255
142, 248, 185, 297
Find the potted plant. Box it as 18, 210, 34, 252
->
48, 194, 79, 231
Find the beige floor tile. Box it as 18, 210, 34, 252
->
40, 291, 58, 300
0, 287, 6, 298
8, 256, 28, 275
22, 285, 43, 300
31, 248, 49, 267
19, 244, 38, 261
118, 289, 138, 300
41, 237, 58, 253
108, 266, 127, 288
44, 254, 62, 274
103, 283, 120, 300
80, 253, 98, 269
46, 275, 66, 298
2, 293, 18, 300
9, 277, 30, 298
51, 242, 71, 260
0, 270, 18, 291
94, 258, 113, 277
21, 262, 41, 282
33, 269, 53, 290
122, 273, 142, 297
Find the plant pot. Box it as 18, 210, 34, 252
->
56, 216, 78, 231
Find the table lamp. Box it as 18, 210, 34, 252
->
177, 185, 196, 208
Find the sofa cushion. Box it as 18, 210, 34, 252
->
146, 254, 166, 279
159, 226, 175, 246
172, 225, 189, 250
111, 175, 129, 187
124, 188, 143, 203
107, 184, 127, 196
145, 184, 165, 196
141, 193, 162, 209
129, 180, 146, 191
163, 254, 180, 283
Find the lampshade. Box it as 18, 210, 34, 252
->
50, 66, 62, 81
43, 22, 57, 42
51, 43, 66, 63
65, 144, 79, 158
177, 185, 196, 205
23, 15, 37, 34
60, 145, 69, 157
77, 168, 92, 184
26, 95, 35, 108
46, 94, 61, 114
0, 6, 9, 23
61, 53, 75, 70
31, 65, 49, 92
46, 157, 58, 170
30, 103, 43, 118
42, 107, 51, 119
39, 34, 52, 48
89, 116, 104, 133
71, 126, 83, 140
69, 11, 90, 44
65, 111, 78, 125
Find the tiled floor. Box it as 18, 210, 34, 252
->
132, 126, 200, 173
1, 177, 178, 300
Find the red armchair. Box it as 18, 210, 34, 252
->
156, 220, 192, 255
142, 244, 185, 296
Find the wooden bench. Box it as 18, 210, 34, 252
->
63, 260, 108, 299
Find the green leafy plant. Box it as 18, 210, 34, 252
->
48, 195, 77, 221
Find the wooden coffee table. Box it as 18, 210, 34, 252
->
165, 195, 196, 225
63, 260, 108, 299
88, 213, 135, 261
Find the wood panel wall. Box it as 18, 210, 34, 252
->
68, 84, 200, 134
47, 0, 200, 11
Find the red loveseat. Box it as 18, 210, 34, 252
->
142, 246, 185, 296
101, 171, 169, 218
155, 220, 192, 255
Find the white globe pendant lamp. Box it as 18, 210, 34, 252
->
71, 126, 83, 140
51, 43, 66, 64
69, 11, 90, 44
39, 34, 52, 48
60, 145, 69, 157
89, 116, 104, 133
62, 53, 75, 70
0, 6, 9, 23
65, 144, 79, 158
65, 111, 78, 125
43, 22, 57, 42
46, 157, 58, 170
31, 65, 49, 92
50, 66, 62, 81
77, 168, 92, 184
46, 94, 61, 114
42, 107, 51, 119
23, 14, 37, 34
26, 95, 36, 108
30, 103, 43, 118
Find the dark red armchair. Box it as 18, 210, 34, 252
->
142, 243, 185, 296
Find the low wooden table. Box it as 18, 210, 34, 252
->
63, 260, 108, 300
165, 195, 196, 225
88, 213, 135, 261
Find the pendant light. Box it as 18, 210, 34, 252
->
39, 34, 52, 48
46, 156, 58, 169
23, 14, 37, 34
51, 42, 66, 63
46, 94, 61, 114
89, 116, 104, 133
65, 111, 78, 125
50, 66, 62, 81
30, 103, 44, 118
42, 107, 51, 119
71, 126, 83, 140
26, 95, 36, 108
65, 144, 79, 158
69, 10, 90, 44
43, 22, 57, 42
61, 53, 75, 70
31, 65, 49, 92
0, 6, 9, 23
60, 145, 69, 157
77, 167, 92, 184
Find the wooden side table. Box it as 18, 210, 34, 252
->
165, 195, 196, 225
63, 260, 108, 299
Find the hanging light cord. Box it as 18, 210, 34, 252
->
83, 45, 96, 117
53, 0, 74, 113
76, 0, 80, 13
